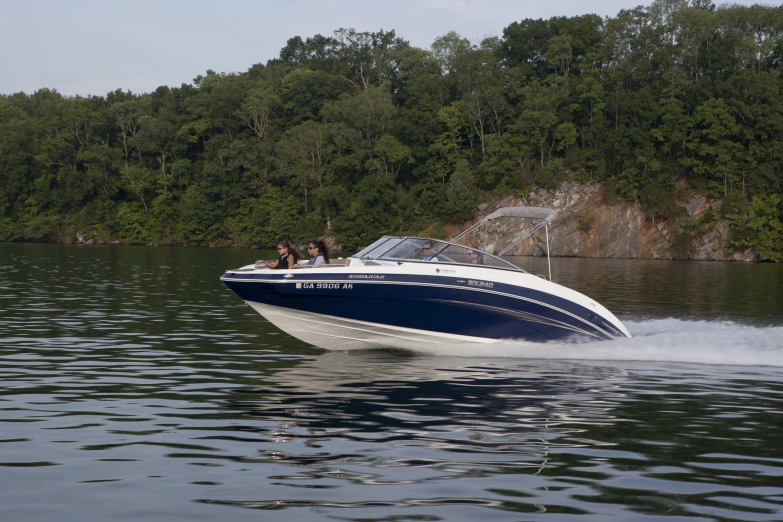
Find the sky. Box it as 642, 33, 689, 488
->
0, 0, 769, 97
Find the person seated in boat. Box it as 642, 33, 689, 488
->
419, 241, 439, 261
300, 240, 330, 268
256, 240, 300, 269
466, 250, 484, 265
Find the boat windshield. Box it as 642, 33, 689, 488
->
354, 237, 406, 259
357, 237, 522, 271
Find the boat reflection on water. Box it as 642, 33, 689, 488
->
226, 350, 630, 479
209, 353, 783, 518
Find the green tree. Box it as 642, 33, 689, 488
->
446, 159, 477, 221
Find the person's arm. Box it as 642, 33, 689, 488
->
286, 254, 296, 269
256, 259, 278, 269
311, 255, 325, 267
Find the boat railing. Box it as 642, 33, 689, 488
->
451, 206, 557, 280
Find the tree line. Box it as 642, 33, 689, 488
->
1, 0, 782, 259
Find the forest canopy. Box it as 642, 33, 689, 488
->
1, 0, 782, 257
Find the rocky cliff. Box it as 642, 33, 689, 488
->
454, 182, 758, 262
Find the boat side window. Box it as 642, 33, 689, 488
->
482, 255, 523, 271
382, 239, 450, 262
383, 239, 425, 260
436, 243, 522, 271
445, 245, 484, 265
436, 244, 486, 265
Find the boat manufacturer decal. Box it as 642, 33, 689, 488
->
467, 280, 494, 289
348, 275, 386, 279
436, 268, 456, 274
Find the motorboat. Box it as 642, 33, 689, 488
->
220, 207, 631, 350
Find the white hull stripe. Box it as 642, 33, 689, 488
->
249, 302, 496, 345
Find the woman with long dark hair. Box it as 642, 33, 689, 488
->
257, 240, 300, 269
304, 240, 330, 268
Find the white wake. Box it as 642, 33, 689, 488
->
404, 319, 783, 367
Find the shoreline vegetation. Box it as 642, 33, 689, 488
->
1, 1, 782, 261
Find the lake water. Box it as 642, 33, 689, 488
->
1, 243, 782, 521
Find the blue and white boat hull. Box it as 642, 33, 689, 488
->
221, 261, 630, 350
244, 301, 496, 350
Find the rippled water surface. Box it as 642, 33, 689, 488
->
2, 243, 783, 521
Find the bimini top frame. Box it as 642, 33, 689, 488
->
451, 206, 558, 280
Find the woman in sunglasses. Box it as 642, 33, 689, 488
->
303, 240, 330, 268
257, 240, 300, 269
466, 250, 484, 265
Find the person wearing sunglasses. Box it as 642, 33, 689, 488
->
302, 240, 330, 268
466, 250, 484, 265
257, 240, 300, 269
419, 241, 439, 261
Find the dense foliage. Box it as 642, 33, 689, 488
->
1, 1, 782, 258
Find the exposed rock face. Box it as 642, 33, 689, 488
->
75, 232, 95, 245
459, 182, 758, 262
